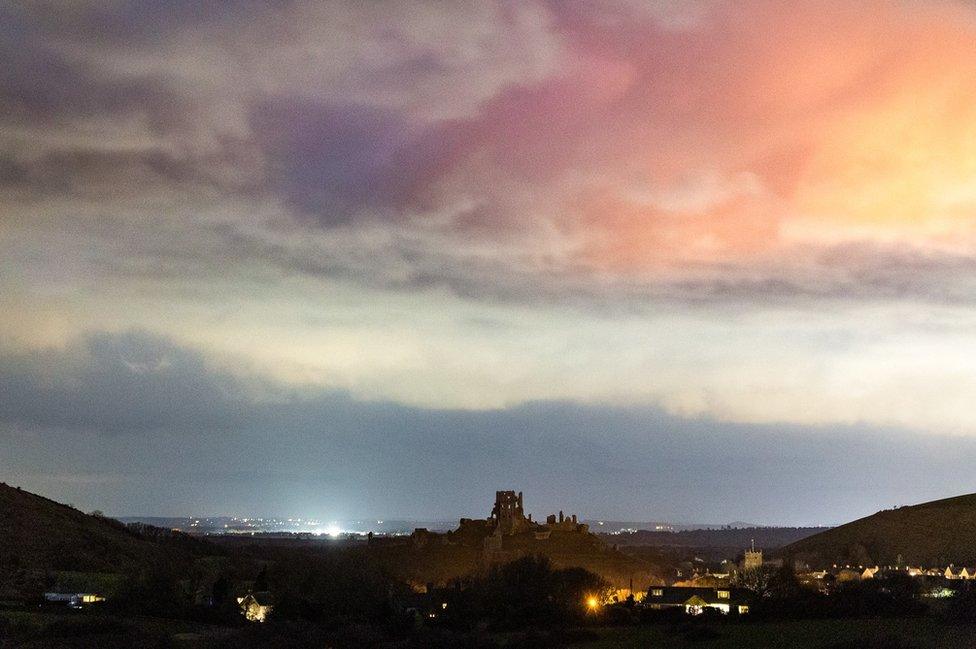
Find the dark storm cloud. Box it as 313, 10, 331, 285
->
0, 3, 252, 204
3, 330, 975, 523
237, 220, 976, 311
4, 144, 260, 200
0, 154, 28, 187
0, 11, 182, 126
0, 331, 249, 434
249, 106, 528, 235
250, 100, 412, 226
14, 0, 291, 46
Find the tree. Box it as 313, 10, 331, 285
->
442, 555, 609, 631
766, 561, 802, 600
732, 565, 777, 597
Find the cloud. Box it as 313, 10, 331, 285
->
0, 331, 250, 434
7, 0, 976, 457
2, 329, 976, 524
379, 0, 976, 269
0, 6, 182, 126
26, 0, 291, 46
7, 0, 976, 308
220, 0, 976, 306
249, 100, 411, 226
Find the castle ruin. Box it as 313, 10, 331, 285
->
478, 489, 589, 552
489, 490, 532, 535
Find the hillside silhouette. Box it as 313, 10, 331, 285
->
606, 526, 828, 548
0, 482, 213, 576
782, 493, 976, 567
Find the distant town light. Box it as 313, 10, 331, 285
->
318, 524, 341, 538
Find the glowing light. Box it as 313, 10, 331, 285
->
586, 596, 599, 610
318, 524, 342, 538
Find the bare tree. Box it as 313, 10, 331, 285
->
732, 565, 778, 597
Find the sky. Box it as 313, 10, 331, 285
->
4, 0, 976, 526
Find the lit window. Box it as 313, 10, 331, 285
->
738, 605, 750, 614
717, 590, 730, 599
651, 589, 663, 597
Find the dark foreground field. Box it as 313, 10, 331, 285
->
576, 618, 976, 649
5, 611, 976, 649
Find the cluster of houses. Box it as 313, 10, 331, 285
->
643, 586, 753, 615
43, 588, 276, 622
800, 563, 976, 587
942, 566, 976, 580
637, 561, 976, 617
42, 592, 106, 609
33, 520, 976, 626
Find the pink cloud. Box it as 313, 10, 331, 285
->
390, 0, 976, 273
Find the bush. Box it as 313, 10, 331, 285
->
947, 583, 976, 621
439, 556, 608, 632
753, 572, 926, 620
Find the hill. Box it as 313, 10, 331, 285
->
782, 493, 976, 567
360, 524, 659, 591
602, 526, 829, 549
0, 482, 214, 577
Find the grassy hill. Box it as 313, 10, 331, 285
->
782, 493, 976, 567
604, 526, 829, 548
360, 526, 659, 591
0, 482, 213, 577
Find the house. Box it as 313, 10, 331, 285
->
949, 567, 976, 580
43, 592, 105, 609
943, 566, 973, 580
238, 591, 274, 622
644, 587, 753, 615
861, 566, 880, 579
835, 568, 861, 582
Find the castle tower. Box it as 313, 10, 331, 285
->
742, 539, 763, 571
491, 490, 527, 535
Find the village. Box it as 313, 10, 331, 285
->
30, 490, 976, 626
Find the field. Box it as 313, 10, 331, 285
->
0, 609, 241, 648
6, 610, 976, 648
574, 618, 976, 649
